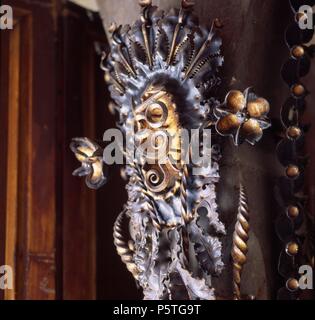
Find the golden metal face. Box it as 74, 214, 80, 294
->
134, 86, 182, 195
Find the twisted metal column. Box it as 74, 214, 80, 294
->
113, 211, 139, 279
231, 184, 250, 300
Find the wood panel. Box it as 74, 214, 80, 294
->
0, 0, 57, 300
0, 6, 33, 300
58, 2, 108, 300
5, 10, 22, 301
0, 0, 115, 300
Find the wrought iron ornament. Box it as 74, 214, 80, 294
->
275, 0, 315, 300
232, 184, 250, 300
71, 0, 271, 299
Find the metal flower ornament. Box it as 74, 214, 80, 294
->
70, 138, 107, 189
214, 88, 271, 146
70, 0, 270, 300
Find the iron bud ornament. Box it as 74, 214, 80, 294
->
71, 0, 272, 300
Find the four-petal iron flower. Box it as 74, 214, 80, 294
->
214, 88, 271, 145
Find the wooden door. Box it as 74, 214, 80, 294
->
0, 0, 117, 300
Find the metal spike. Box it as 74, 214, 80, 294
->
141, 6, 153, 68
184, 21, 215, 80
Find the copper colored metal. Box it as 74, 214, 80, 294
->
286, 278, 299, 291
231, 184, 250, 300
291, 84, 305, 96
285, 165, 300, 178
241, 119, 262, 136
139, 0, 152, 7
287, 205, 300, 219
287, 126, 301, 140
286, 242, 299, 256
214, 88, 270, 146
291, 46, 304, 58
225, 90, 245, 113
247, 98, 270, 118
276, 0, 315, 300
216, 114, 241, 134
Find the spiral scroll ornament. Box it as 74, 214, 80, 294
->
180, 162, 191, 223
231, 184, 250, 300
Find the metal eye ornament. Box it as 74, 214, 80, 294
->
214, 88, 271, 146
70, 137, 107, 189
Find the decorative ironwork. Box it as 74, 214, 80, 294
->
275, 0, 315, 300
70, 137, 107, 189
231, 184, 250, 300
214, 88, 270, 146
113, 210, 140, 280
71, 0, 272, 300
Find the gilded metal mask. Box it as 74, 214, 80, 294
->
71, 0, 274, 300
